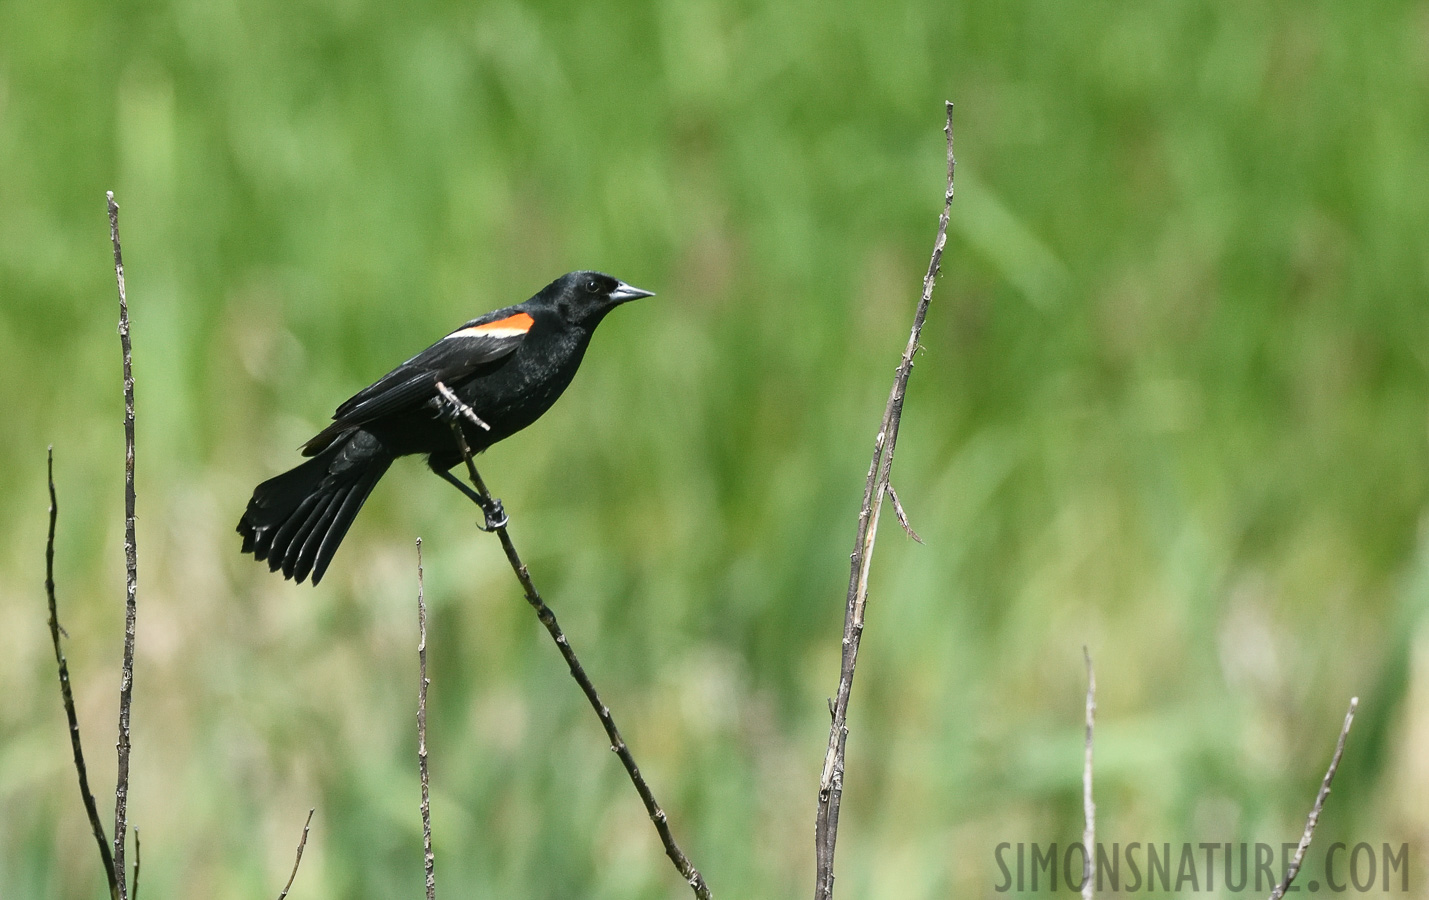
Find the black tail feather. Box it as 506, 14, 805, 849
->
266, 493, 323, 567
311, 472, 382, 584
290, 491, 342, 584
237, 433, 393, 584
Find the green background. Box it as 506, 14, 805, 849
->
3, 0, 1428, 896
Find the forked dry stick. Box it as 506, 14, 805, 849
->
435, 381, 491, 433
813, 102, 955, 900
107, 190, 140, 900
1082, 648, 1096, 900
416, 538, 437, 900
438, 397, 711, 899
46, 448, 120, 900
1268, 697, 1358, 900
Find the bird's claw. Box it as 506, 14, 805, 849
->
478, 498, 508, 532
435, 382, 493, 432
434, 391, 462, 422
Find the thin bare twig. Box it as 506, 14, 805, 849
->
434, 380, 491, 431
884, 483, 922, 544
277, 808, 316, 900
813, 101, 954, 900
1268, 697, 1358, 900
46, 448, 120, 900
416, 538, 436, 900
1082, 648, 1095, 900
107, 190, 139, 900
131, 828, 141, 900
441, 413, 711, 899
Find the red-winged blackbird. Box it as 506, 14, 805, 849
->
238, 271, 654, 585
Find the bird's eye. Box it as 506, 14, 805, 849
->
584, 278, 601, 294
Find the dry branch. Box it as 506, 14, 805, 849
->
1268, 697, 1358, 900
813, 101, 955, 900
107, 190, 140, 900
440, 409, 711, 899
46, 448, 120, 900
416, 538, 437, 900
277, 809, 316, 900
131, 828, 141, 900
435, 380, 491, 432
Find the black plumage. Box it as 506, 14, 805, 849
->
237, 271, 654, 584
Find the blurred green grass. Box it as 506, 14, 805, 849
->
3, 0, 1429, 897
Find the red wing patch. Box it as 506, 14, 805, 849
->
447, 312, 534, 339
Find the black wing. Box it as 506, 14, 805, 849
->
300, 311, 533, 455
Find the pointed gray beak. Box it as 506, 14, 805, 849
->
610, 282, 656, 303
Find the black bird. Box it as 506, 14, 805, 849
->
237, 271, 655, 585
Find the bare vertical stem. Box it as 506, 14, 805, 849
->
107, 190, 139, 900
1268, 697, 1358, 900
1082, 648, 1096, 900
440, 415, 711, 899
277, 809, 316, 900
131, 828, 141, 900
46, 447, 120, 900
813, 101, 955, 900
416, 538, 437, 900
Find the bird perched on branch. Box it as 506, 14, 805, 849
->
237, 271, 655, 585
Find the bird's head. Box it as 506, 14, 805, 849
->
540, 271, 656, 328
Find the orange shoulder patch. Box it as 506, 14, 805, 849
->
448, 312, 534, 339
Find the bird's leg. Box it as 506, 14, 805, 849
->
436, 466, 484, 505
436, 467, 508, 531
431, 381, 506, 529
